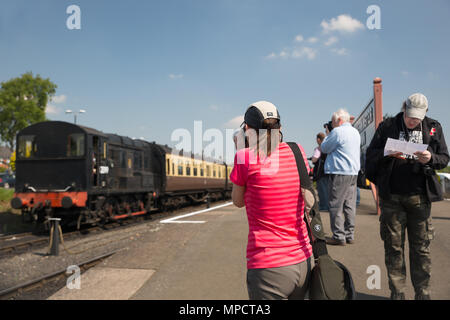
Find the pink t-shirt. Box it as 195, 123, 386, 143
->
230, 142, 313, 269
312, 147, 321, 159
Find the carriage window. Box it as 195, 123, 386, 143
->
206, 165, 211, 177
18, 135, 37, 158
178, 161, 183, 175
201, 168, 204, 177
194, 167, 198, 176
67, 134, 85, 157
186, 162, 191, 176
167, 159, 170, 175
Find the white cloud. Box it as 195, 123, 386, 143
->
224, 115, 244, 129
266, 47, 317, 61
324, 36, 339, 46
279, 50, 289, 59
209, 104, 219, 111
321, 14, 364, 33
331, 48, 349, 56
51, 94, 67, 104
401, 71, 409, 77
169, 74, 184, 79
265, 50, 290, 59
307, 37, 319, 44
294, 34, 304, 42
46, 104, 60, 114
292, 47, 318, 60
265, 52, 277, 59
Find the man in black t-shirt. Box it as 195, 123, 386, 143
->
366, 93, 449, 300
389, 117, 427, 196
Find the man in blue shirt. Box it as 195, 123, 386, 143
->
321, 109, 361, 245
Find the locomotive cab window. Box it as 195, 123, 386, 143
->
67, 133, 85, 157
144, 153, 150, 171
120, 151, 127, 168
133, 152, 142, 169
18, 135, 37, 159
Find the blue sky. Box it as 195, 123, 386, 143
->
1, 0, 449, 163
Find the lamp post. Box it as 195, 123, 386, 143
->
65, 109, 86, 124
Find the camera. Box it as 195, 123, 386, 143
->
422, 165, 435, 176
412, 163, 435, 176
324, 121, 333, 132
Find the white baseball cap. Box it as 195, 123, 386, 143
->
405, 93, 428, 120
244, 101, 280, 129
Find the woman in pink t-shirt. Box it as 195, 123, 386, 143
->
231, 101, 312, 300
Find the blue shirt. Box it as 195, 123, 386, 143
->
321, 122, 361, 175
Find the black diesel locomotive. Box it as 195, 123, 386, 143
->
11, 121, 232, 228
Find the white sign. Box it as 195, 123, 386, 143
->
99, 166, 109, 174
353, 99, 376, 155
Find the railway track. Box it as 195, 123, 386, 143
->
0, 232, 34, 242
0, 250, 117, 300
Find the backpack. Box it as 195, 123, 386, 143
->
312, 152, 327, 182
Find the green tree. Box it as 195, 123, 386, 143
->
0, 72, 57, 150
10, 151, 16, 172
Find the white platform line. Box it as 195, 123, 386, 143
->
162, 221, 206, 224
160, 202, 233, 224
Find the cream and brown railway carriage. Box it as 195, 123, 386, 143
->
163, 148, 232, 206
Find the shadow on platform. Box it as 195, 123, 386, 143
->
356, 292, 389, 300
432, 216, 450, 221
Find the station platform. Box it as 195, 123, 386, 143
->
48, 189, 450, 300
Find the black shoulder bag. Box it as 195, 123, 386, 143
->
287, 142, 355, 300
